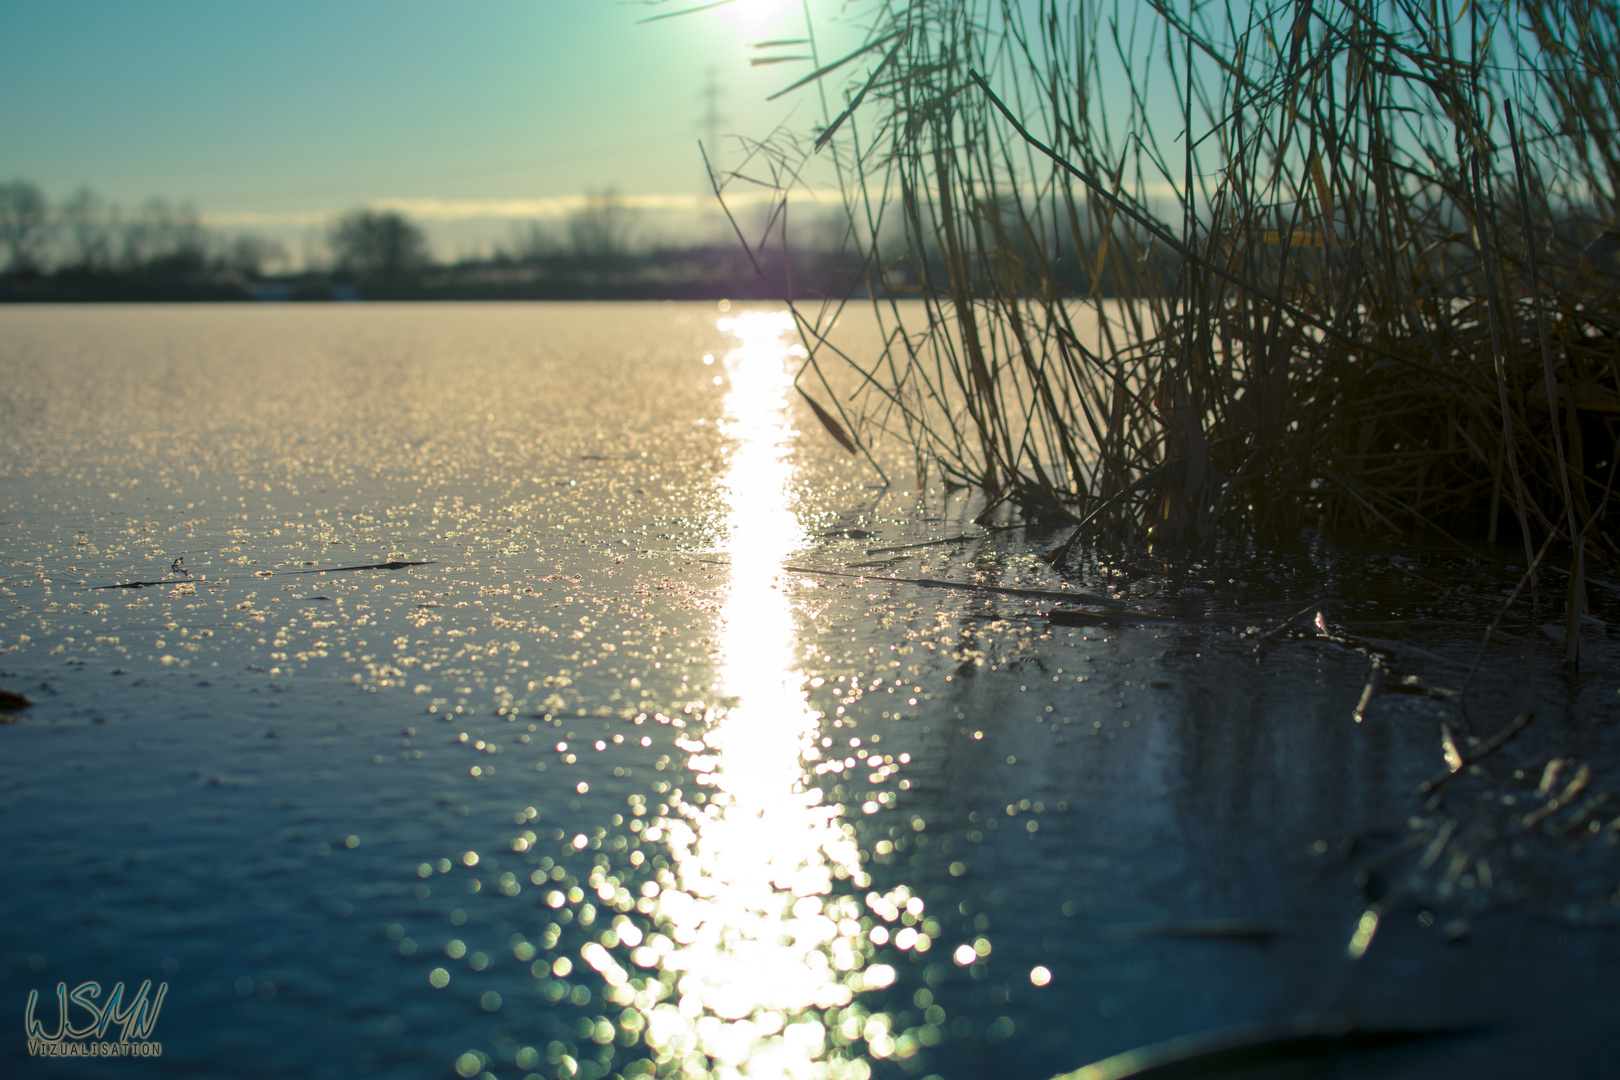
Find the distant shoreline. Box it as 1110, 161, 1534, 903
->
0, 281, 805, 304
0, 242, 862, 304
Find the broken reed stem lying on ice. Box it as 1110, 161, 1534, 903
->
732, 0, 1620, 597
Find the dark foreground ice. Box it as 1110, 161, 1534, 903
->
2, 302, 1618, 1080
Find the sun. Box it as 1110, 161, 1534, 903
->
719, 0, 800, 38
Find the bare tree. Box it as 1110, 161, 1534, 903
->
0, 180, 50, 274
127, 200, 207, 275
219, 234, 287, 279
118, 198, 207, 274
329, 209, 430, 283
506, 220, 556, 263
567, 188, 630, 260
59, 187, 113, 272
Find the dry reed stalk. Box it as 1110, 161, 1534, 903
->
707, 0, 1620, 613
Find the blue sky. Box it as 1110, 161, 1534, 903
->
0, 0, 870, 228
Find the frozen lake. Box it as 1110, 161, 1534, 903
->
2, 302, 1618, 1079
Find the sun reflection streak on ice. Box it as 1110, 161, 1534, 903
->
642, 310, 877, 1079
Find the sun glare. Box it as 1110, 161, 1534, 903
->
721, 0, 801, 38
636, 309, 892, 1077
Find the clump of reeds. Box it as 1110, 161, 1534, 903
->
714, 0, 1620, 648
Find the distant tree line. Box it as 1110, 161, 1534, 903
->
0, 178, 864, 301
0, 179, 286, 280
